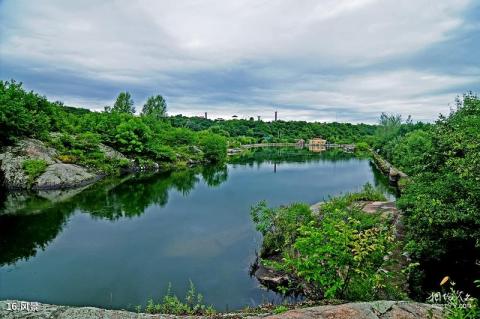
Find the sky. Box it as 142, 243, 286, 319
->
1, 0, 479, 123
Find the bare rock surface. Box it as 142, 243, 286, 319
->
0, 138, 101, 190
0, 139, 58, 189
34, 163, 97, 190
99, 143, 129, 161
0, 300, 443, 319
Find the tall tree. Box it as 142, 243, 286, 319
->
112, 92, 135, 114
142, 95, 167, 118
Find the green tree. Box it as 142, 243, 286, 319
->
142, 95, 167, 119
112, 91, 135, 114
197, 132, 227, 163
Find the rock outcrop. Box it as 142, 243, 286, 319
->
34, 163, 97, 190
0, 139, 58, 189
371, 152, 408, 187
0, 139, 99, 190
0, 300, 443, 319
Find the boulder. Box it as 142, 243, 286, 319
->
255, 265, 290, 288
0, 139, 58, 189
98, 143, 129, 161
34, 163, 97, 190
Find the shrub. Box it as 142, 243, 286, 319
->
283, 203, 395, 300
144, 282, 215, 315
251, 185, 400, 301
251, 201, 315, 256
197, 132, 227, 163
22, 159, 48, 183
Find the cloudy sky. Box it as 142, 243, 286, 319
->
1, 0, 479, 122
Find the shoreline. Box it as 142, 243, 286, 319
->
0, 300, 443, 318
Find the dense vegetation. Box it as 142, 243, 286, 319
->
374, 93, 480, 299
2, 78, 479, 312
169, 114, 377, 145
251, 184, 404, 301
0, 80, 227, 174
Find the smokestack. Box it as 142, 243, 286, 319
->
204, 112, 207, 119
274, 111, 278, 121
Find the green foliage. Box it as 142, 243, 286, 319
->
283, 197, 396, 300
251, 201, 315, 256
114, 118, 152, 154
345, 183, 387, 202
273, 305, 289, 314
169, 115, 378, 144
197, 132, 227, 163
355, 142, 370, 153
377, 93, 480, 297
428, 285, 479, 319
0, 80, 63, 145
251, 185, 399, 301
112, 91, 135, 114
142, 95, 167, 119
22, 159, 47, 183
144, 282, 215, 315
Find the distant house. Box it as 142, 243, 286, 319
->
308, 137, 327, 153
308, 137, 327, 145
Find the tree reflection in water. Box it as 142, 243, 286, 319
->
0, 164, 228, 266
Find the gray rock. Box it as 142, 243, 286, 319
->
99, 143, 129, 161
34, 163, 97, 190
0, 139, 58, 189
0, 300, 443, 319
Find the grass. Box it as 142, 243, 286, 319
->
22, 159, 47, 184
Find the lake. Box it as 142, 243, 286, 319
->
0, 149, 394, 311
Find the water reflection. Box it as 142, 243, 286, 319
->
0, 150, 396, 310
0, 164, 228, 266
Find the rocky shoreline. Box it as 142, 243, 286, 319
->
0, 138, 199, 191
0, 300, 443, 319
252, 200, 407, 298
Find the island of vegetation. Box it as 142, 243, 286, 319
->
1, 79, 479, 318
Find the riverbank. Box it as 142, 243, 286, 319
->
0, 300, 443, 318
0, 137, 208, 191
253, 199, 408, 298
370, 151, 408, 190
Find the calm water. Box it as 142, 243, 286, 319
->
0, 149, 393, 310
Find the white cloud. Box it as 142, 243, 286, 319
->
0, 0, 478, 122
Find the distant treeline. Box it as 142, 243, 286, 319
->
169, 114, 379, 145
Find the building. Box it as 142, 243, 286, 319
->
308, 137, 327, 146
308, 137, 327, 153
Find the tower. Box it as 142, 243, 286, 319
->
274, 111, 278, 121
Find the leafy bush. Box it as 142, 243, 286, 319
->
144, 282, 215, 315
197, 132, 227, 163
273, 305, 289, 314
428, 282, 479, 319
283, 197, 396, 300
251, 201, 315, 256
0, 80, 56, 144
251, 185, 400, 301
394, 94, 480, 296
22, 159, 48, 183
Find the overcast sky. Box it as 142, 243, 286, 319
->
1, 0, 479, 122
